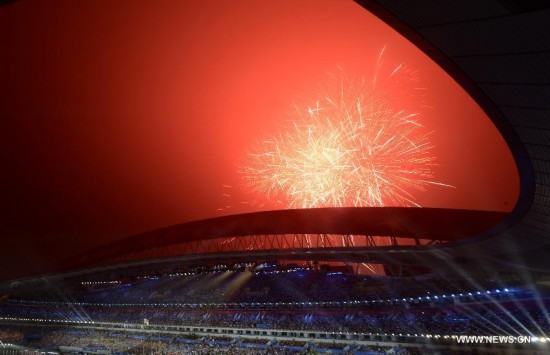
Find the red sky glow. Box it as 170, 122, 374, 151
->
0, 0, 519, 280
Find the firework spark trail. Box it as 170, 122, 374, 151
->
230, 53, 454, 267
241, 65, 450, 208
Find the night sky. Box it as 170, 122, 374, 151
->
0, 0, 518, 281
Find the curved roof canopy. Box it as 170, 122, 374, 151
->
64, 207, 506, 271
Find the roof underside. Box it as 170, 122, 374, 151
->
352, 0, 550, 265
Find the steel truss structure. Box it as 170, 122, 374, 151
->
101, 234, 438, 267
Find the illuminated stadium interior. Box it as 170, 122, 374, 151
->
1, 0, 550, 354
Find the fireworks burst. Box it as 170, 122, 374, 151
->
241, 53, 450, 208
